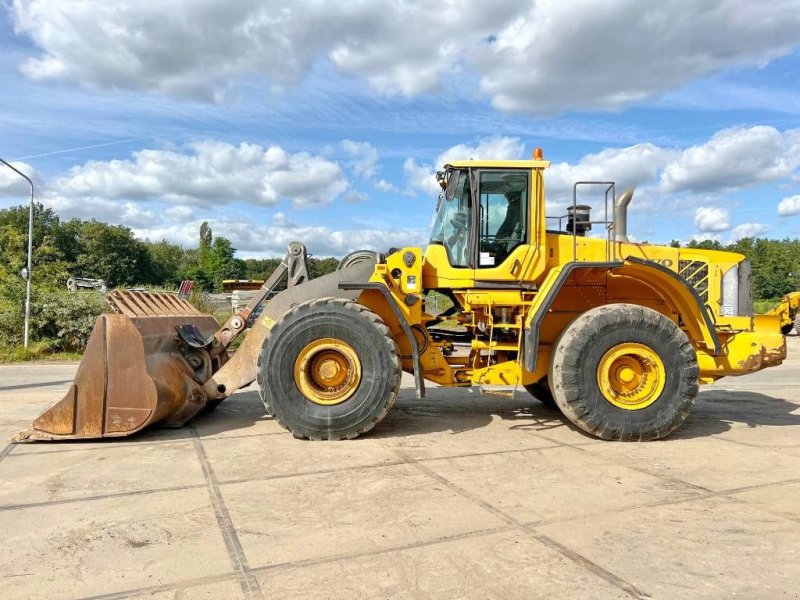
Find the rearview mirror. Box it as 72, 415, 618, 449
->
445, 170, 459, 201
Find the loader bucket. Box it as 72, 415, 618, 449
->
15, 291, 224, 441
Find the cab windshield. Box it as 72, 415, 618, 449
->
430, 169, 472, 267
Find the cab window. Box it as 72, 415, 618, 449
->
477, 171, 528, 267
429, 169, 472, 268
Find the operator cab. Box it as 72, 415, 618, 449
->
430, 166, 529, 271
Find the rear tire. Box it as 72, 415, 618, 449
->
550, 304, 699, 441
257, 297, 401, 440
523, 378, 557, 408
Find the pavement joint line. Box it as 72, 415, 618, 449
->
714, 489, 800, 525
2, 431, 795, 519
4, 429, 286, 457
708, 434, 800, 452
76, 526, 515, 600
392, 448, 651, 600
0, 442, 15, 464
74, 570, 243, 600
0, 379, 74, 392
7, 438, 199, 457
532, 477, 800, 529
525, 430, 717, 494
531, 532, 651, 600
248, 525, 514, 576
722, 477, 800, 495
530, 431, 800, 527
189, 425, 263, 600
0, 482, 209, 512
0, 443, 567, 512
192, 443, 569, 488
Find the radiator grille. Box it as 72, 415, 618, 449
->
678, 260, 709, 303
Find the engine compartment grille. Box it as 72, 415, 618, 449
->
678, 260, 709, 303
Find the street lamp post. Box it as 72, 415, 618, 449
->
0, 157, 35, 349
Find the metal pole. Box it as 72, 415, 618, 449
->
0, 157, 35, 348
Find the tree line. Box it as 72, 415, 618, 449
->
3, 202, 800, 301
0, 202, 340, 293
0, 203, 341, 353
672, 238, 800, 301
3, 201, 800, 355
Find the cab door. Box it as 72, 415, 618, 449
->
472, 169, 535, 284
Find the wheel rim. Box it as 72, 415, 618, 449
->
294, 338, 362, 405
596, 342, 666, 410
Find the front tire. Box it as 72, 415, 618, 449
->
550, 304, 699, 441
257, 297, 401, 440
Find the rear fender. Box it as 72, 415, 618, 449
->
523, 257, 721, 373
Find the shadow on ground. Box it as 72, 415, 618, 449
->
17, 386, 800, 446
125, 387, 800, 443
672, 390, 800, 439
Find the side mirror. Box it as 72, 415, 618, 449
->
445, 171, 459, 201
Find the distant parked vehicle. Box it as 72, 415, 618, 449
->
66, 277, 107, 293
177, 280, 194, 298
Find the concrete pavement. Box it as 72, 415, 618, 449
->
1, 339, 799, 599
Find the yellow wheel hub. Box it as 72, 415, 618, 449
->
597, 342, 666, 410
294, 338, 362, 406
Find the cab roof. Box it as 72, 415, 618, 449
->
446, 159, 551, 169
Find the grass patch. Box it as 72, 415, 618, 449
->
0, 341, 82, 363
754, 299, 780, 314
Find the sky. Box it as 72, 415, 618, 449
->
2, 0, 800, 258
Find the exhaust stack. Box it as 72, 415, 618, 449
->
614, 188, 635, 243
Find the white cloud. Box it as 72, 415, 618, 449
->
0, 161, 38, 197
404, 158, 441, 197
271, 212, 296, 228
341, 140, 380, 180
344, 190, 369, 203
408, 126, 800, 217
133, 218, 429, 258
778, 194, 800, 216
165, 205, 193, 219
375, 179, 398, 193
44, 194, 160, 228
437, 136, 525, 166
548, 143, 676, 201
694, 206, 731, 232
46, 141, 348, 208
405, 135, 524, 196
729, 222, 768, 241
475, 0, 800, 114
660, 126, 800, 193
15, 1, 800, 113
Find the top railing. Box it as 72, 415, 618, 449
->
545, 181, 617, 263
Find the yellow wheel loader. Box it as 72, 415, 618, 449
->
766, 291, 800, 335
17, 150, 786, 442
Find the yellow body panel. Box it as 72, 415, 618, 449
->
357, 157, 784, 393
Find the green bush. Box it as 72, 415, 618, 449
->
0, 277, 26, 347
0, 285, 108, 352
32, 290, 109, 351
